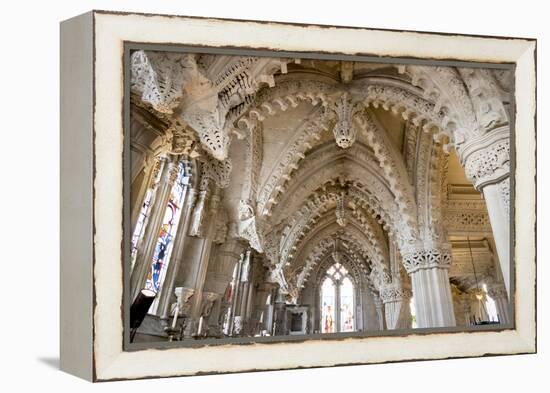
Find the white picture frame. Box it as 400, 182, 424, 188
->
60, 10, 536, 381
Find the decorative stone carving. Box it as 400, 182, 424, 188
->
443, 199, 492, 234
188, 190, 208, 237
335, 193, 347, 227
402, 65, 479, 146
463, 135, 510, 188
457, 68, 509, 132
238, 200, 264, 252
199, 155, 232, 189
498, 177, 510, 217
402, 247, 452, 274
332, 93, 361, 148
232, 316, 244, 335
172, 287, 195, 317
256, 108, 332, 216
380, 284, 411, 304
131, 51, 195, 114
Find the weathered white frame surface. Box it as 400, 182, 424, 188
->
60, 10, 536, 382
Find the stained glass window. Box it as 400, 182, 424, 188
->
130, 158, 165, 269
340, 277, 354, 332
321, 277, 335, 333
145, 161, 189, 314
320, 262, 355, 333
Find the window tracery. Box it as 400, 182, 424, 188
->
320, 260, 355, 333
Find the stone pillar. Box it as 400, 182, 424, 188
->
130, 158, 177, 300
249, 282, 273, 336
451, 286, 469, 327
381, 285, 412, 330
404, 247, 456, 328
361, 284, 380, 331
272, 300, 287, 336
263, 283, 279, 335
173, 178, 221, 336
131, 157, 162, 230
232, 250, 252, 336
188, 190, 221, 332
373, 296, 386, 330
469, 291, 490, 323
157, 187, 197, 319
487, 283, 511, 324
461, 126, 510, 296
202, 233, 246, 335
199, 292, 222, 337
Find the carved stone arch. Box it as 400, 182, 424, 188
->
237, 76, 340, 127
291, 229, 376, 294
456, 68, 510, 134
268, 142, 394, 218
413, 127, 450, 247
268, 152, 413, 256
399, 65, 480, 144
276, 188, 389, 273
253, 109, 334, 216
354, 108, 419, 236
281, 206, 385, 277
359, 83, 445, 134
310, 251, 365, 292
289, 217, 389, 290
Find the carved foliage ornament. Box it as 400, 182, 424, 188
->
131, 51, 195, 114
332, 93, 361, 148
402, 248, 452, 274
463, 137, 510, 188
238, 200, 264, 252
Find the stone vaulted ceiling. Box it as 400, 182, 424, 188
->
131, 51, 513, 299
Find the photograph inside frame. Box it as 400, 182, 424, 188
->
127, 49, 513, 344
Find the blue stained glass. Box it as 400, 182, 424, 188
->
145, 161, 189, 313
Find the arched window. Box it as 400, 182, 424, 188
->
321, 278, 336, 333
145, 160, 189, 313
320, 262, 355, 333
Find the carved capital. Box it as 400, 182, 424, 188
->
380, 284, 412, 304
487, 283, 508, 300
460, 126, 510, 189
403, 247, 452, 274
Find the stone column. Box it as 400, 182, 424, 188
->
373, 296, 386, 330
130, 157, 162, 230
469, 291, 490, 323
232, 250, 252, 336
188, 190, 221, 332
130, 158, 178, 300
461, 126, 511, 296
157, 187, 197, 319
202, 232, 246, 335
381, 285, 412, 330
487, 283, 511, 324
451, 286, 469, 327
206, 296, 224, 337
199, 292, 222, 337
404, 247, 456, 328
263, 283, 279, 334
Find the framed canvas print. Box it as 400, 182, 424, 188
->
60, 10, 536, 382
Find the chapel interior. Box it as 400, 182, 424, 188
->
128, 51, 513, 342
